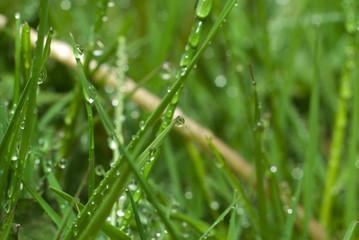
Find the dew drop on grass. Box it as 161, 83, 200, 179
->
159, 62, 172, 80
139, 120, 145, 130
74, 45, 84, 58
124, 209, 132, 219
196, 0, 213, 19
7, 186, 13, 198
95, 165, 105, 176
86, 84, 97, 104
112, 99, 119, 107
58, 158, 66, 169
109, 139, 117, 150
11, 155, 18, 161
3, 200, 11, 213
38, 68, 47, 84
175, 116, 185, 127
117, 210, 125, 217
254, 120, 264, 132
287, 208, 293, 214
149, 147, 156, 156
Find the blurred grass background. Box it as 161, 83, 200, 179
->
0, 0, 358, 239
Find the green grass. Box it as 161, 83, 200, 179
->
0, 0, 359, 239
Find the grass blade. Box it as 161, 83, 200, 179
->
343, 221, 358, 240
199, 195, 237, 240
127, 190, 147, 240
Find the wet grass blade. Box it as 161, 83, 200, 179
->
250, 65, 268, 237
206, 137, 259, 232
49, 186, 131, 240
199, 195, 238, 240
13, 12, 21, 106
127, 190, 147, 240
281, 177, 303, 240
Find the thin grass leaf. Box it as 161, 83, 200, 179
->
21, 22, 32, 82
13, 12, 21, 106
320, 35, 352, 229
206, 137, 259, 232
227, 204, 241, 240
24, 182, 62, 228
49, 186, 131, 240
281, 177, 303, 240
250, 65, 268, 237
302, 25, 320, 238
343, 221, 358, 240
127, 190, 147, 240
199, 195, 238, 240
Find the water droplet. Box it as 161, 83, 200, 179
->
46, 161, 52, 172
254, 120, 264, 132
180, 48, 194, 67
74, 45, 84, 59
196, 0, 213, 19
58, 158, 66, 169
15, 12, 20, 19
11, 156, 18, 161
177, 67, 187, 78
149, 148, 156, 156
287, 208, 293, 214
175, 116, 185, 127
184, 191, 193, 199
7, 185, 13, 198
107, 1, 115, 7
116, 210, 125, 217
131, 111, 139, 119
3, 200, 11, 213
159, 62, 172, 80
109, 139, 117, 150
60, 0, 72, 10
214, 75, 227, 88
95, 165, 105, 176
189, 19, 203, 47
102, 16, 108, 22
38, 68, 47, 84
35, 159, 40, 165
270, 166, 277, 173
112, 99, 119, 107
234, 2, 239, 7
210, 201, 219, 210
139, 120, 145, 130
167, 87, 171, 93
291, 167, 303, 179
